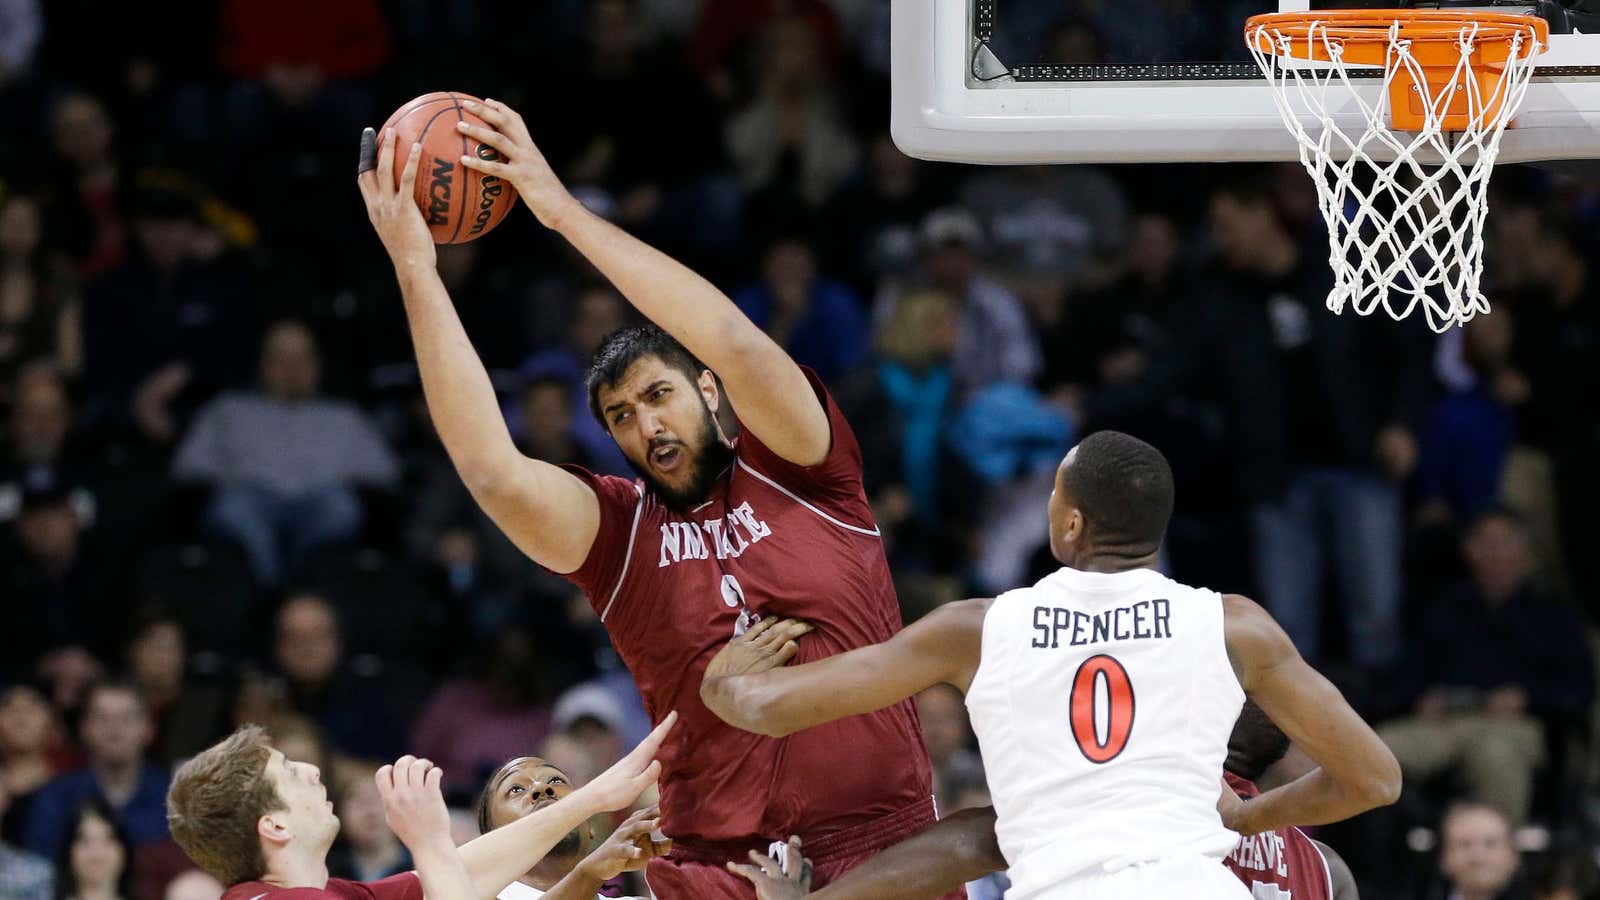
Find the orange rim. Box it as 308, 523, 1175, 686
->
1246, 9, 1548, 51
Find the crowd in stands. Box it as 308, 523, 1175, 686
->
2, 1, 1599, 898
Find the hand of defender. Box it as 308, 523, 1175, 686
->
1216, 778, 1251, 835
573, 711, 677, 813
705, 618, 815, 682
356, 127, 436, 270
375, 756, 453, 851
455, 99, 576, 229
728, 836, 814, 900
575, 805, 673, 882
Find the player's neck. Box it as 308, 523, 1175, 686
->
523, 852, 582, 891
261, 844, 331, 890
1066, 550, 1160, 574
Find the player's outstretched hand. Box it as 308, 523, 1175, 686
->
704, 618, 814, 682
574, 711, 677, 813
728, 836, 813, 900
355, 127, 437, 271
574, 805, 673, 883
455, 99, 577, 230
375, 756, 453, 851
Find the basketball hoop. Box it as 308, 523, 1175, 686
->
1246, 10, 1549, 331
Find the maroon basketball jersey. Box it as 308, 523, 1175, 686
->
562, 369, 934, 845
1223, 774, 1333, 900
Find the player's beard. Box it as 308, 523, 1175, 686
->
555, 827, 583, 857
627, 400, 733, 513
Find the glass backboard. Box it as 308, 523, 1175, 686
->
891, 0, 1600, 164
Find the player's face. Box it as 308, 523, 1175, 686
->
263, 748, 339, 846
599, 356, 732, 510
485, 758, 589, 858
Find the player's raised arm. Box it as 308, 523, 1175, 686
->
356, 127, 600, 575
700, 601, 989, 738
375, 757, 476, 900
457, 99, 831, 467
1222, 594, 1402, 835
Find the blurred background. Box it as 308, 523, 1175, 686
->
0, 1, 1597, 899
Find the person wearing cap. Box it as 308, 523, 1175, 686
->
1, 470, 110, 684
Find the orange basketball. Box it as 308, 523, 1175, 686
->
378, 92, 518, 244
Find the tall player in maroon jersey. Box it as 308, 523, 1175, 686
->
356, 105, 955, 900
725, 704, 1359, 900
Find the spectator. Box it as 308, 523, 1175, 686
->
821, 131, 949, 297
159, 871, 220, 900
0, 0, 41, 86
0, 193, 79, 390
688, 0, 844, 100
960, 164, 1129, 294
408, 375, 599, 628
270, 593, 406, 760
1428, 803, 1528, 900
43, 92, 124, 280
516, 286, 633, 476
1191, 174, 1430, 670
0, 776, 52, 900
0, 364, 80, 510
547, 686, 628, 786
123, 615, 227, 766
172, 320, 399, 585
1, 685, 67, 845
915, 685, 983, 817
50, 800, 133, 900
884, 207, 1041, 397
23, 682, 169, 857
834, 288, 975, 571
725, 15, 859, 216
1380, 507, 1593, 826
409, 628, 554, 800
79, 181, 255, 443
1, 474, 111, 682
1415, 313, 1522, 525
325, 761, 409, 883
732, 235, 867, 383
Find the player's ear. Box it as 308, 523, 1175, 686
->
258, 813, 292, 847
698, 370, 719, 413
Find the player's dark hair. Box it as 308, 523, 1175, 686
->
1059, 430, 1174, 556
1225, 700, 1291, 783
585, 324, 709, 426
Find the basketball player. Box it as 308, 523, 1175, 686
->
474, 756, 672, 900
724, 703, 1358, 900
356, 106, 954, 899
701, 431, 1400, 898
165, 719, 670, 900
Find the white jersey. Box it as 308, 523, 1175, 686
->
965, 566, 1247, 898
497, 881, 641, 900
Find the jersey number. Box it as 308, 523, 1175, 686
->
1251, 883, 1293, 899
1069, 655, 1135, 764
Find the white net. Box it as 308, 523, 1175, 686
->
1247, 17, 1544, 332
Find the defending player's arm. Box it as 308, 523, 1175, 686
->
457, 100, 830, 467
1222, 595, 1402, 835
356, 127, 600, 575
454, 714, 673, 900
700, 601, 989, 738
375, 758, 476, 900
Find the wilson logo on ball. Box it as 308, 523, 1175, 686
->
475, 143, 502, 161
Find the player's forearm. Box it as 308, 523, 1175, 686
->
456, 793, 602, 900
394, 262, 521, 484
1231, 765, 1398, 835
812, 807, 1004, 900
409, 838, 479, 900
550, 203, 762, 374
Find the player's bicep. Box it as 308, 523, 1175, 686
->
717, 341, 832, 467
1225, 596, 1398, 793
467, 455, 600, 575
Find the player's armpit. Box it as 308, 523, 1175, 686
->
1311, 840, 1360, 900
462, 454, 600, 575
701, 598, 990, 738
1222, 595, 1402, 835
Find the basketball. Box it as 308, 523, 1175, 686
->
378, 92, 518, 244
